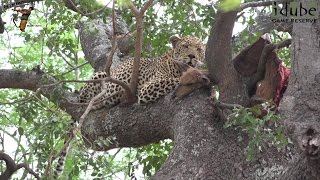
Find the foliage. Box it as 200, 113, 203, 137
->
224, 102, 289, 161
134, 140, 173, 177
270, 31, 291, 67
120, 0, 213, 57
0, 1, 116, 179
0, 0, 293, 179
233, 7, 264, 54
0, 0, 189, 178
233, 5, 292, 67
218, 0, 241, 12
0, 89, 72, 179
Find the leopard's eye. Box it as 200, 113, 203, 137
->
183, 44, 189, 48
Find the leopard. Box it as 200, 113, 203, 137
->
79, 35, 206, 109
53, 35, 206, 179
53, 35, 205, 178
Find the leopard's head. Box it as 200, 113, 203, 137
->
170, 35, 206, 68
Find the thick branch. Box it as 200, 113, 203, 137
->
128, 2, 140, 16
206, 10, 250, 105
0, 69, 42, 91
206, 10, 237, 84
0, 69, 81, 118
78, 88, 289, 179
240, 1, 273, 10
0, 152, 40, 180
0, 68, 136, 118
141, 0, 155, 13
0, 153, 16, 179
80, 89, 211, 151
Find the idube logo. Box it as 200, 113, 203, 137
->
272, 1, 319, 23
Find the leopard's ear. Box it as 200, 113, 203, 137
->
170, 35, 182, 48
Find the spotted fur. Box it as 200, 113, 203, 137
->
79, 35, 206, 109
54, 36, 205, 179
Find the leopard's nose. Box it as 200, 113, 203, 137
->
188, 54, 196, 59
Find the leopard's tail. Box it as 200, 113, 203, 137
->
53, 118, 76, 179
53, 144, 70, 179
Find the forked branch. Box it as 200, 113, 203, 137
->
0, 152, 41, 180
127, 0, 155, 97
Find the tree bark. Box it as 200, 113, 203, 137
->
206, 10, 250, 106
2, 2, 317, 179
0, 67, 294, 179
279, 1, 320, 178
77, 16, 130, 71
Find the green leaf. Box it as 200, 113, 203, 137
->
218, 0, 241, 12
118, 0, 132, 7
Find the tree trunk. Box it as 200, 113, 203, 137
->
77, 9, 298, 180
2, 1, 319, 179
279, 1, 320, 179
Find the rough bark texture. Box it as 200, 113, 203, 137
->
0, 69, 43, 91
81, 94, 175, 150
206, 10, 250, 106
279, 0, 320, 179
0, 68, 294, 179
2, 1, 319, 179
151, 91, 289, 180
79, 87, 293, 180
77, 16, 131, 71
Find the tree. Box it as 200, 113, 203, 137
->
279, 5, 320, 179
0, 0, 319, 179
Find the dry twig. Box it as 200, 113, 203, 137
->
105, 0, 118, 76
